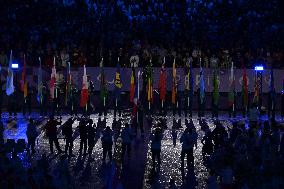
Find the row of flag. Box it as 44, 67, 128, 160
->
3, 52, 280, 112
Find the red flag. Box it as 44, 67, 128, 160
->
50, 57, 56, 99
129, 68, 135, 102
158, 65, 166, 101
80, 65, 89, 107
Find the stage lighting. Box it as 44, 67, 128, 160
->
254, 66, 263, 71
11, 63, 19, 69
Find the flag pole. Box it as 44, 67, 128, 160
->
137, 70, 140, 123
116, 57, 119, 109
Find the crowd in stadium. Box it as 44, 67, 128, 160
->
0, 0, 283, 68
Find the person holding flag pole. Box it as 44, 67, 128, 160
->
158, 58, 166, 115
114, 57, 122, 118
228, 62, 236, 118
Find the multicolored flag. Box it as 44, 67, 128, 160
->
22, 55, 28, 98
80, 65, 89, 107
228, 62, 235, 106
129, 67, 135, 102
65, 62, 72, 106
114, 60, 122, 99
147, 65, 153, 103
199, 65, 205, 104
37, 57, 43, 103
158, 63, 166, 101
242, 66, 248, 107
6, 50, 14, 96
50, 57, 56, 99
171, 59, 177, 104
212, 69, 219, 105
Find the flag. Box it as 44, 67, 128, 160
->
228, 62, 235, 106
270, 67, 274, 93
158, 64, 166, 101
114, 63, 122, 99
199, 65, 205, 104
132, 78, 139, 116
147, 65, 153, 103
21, 54, 26, 92
50, 57, 56, 99
65, 62, 72, 106
100, 63, 107, 100
253, 82, 259, 104
37, 57, 43, 103
242, 66, 248, 107
6, 50, 14, 96
171, 59, 177, 104
80, 65, 89, 107
189, 62, 194, 103
212, 69, 219, 105
129, 67, 135, 102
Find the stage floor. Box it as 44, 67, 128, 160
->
1, 111, 283, 189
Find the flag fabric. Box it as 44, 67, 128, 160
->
37, 57, 43, 103
21, 54, 26, 91
158, 64, 166, 101
185, 62, 194, 103
50, 57, 56, 99
23, 55, 28, 98
189, 62, 194, 102
147, 65, 153, 103
132, 78, 139, 116
242, 66, 248, 107
6, 50, 14, 96
270, 67, 274, 93
212, 69, 219, 105
129, 67, 135, 102
100, 64, 107, 100
199, 65, 205, 104
253, 82, 259, 104
65, 62, 72, 106
228, 62, 235, 106
114, 63, 122, 99
80, 65, 89, 107
171, 60, 177, 104
253, 73, 260, 104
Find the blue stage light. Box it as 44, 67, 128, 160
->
254, 65, 264, 71
11, 63, 19, 69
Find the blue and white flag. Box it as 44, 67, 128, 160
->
6, 50, 14, 96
